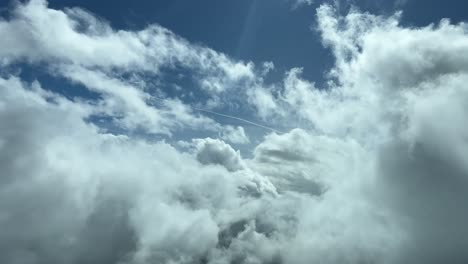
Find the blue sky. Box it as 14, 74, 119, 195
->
3, 0, 467, 151
38, 0, 468, 83
2, 1, 468, 263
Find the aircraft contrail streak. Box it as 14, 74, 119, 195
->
194, 108, 283, 134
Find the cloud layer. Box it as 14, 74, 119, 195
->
1, 1, 468, 264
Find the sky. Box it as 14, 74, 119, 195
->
1, 0, 468, 264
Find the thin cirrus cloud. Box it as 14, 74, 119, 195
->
1, 0, 468, 264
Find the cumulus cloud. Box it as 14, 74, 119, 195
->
220, 126, 250, 145
194, 138, 245, 172
240, 3, 468, 263
0, 76, 274, 264
0, 0, 259, 135
1, 0, 468, 264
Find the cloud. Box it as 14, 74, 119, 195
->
0, 76, 272, 264
245, 3, 468, 263
246, 84, 282, 120
220, 126, 250, 145
314, 4, 468, 263
0, 0, 259, 135
1, 0, 256, 78
289, 0, 314, 9
248, 129, 364, 194
1, 0, 468, 264
194, 138, 245, 172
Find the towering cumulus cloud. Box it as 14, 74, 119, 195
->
1, 0, 468, 263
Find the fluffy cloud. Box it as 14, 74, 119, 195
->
220, 126, 250, 145
0, 76, 274, 264
194, 138, 245, 172
243, 3, 468, 263
0, 0, 260, 135
1, 0, 468, 264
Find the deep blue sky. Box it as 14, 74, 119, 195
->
1, 0, 467, 148
13, 0, 465, 85
1, 0, 467, 85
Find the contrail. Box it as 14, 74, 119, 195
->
194, 108, 283, 134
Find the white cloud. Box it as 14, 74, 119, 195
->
1, 0, 257, 79
220, 126, 250, 145
2, 1, 468, 264
247, 85, 282, 120
249, 129, 364, 191
245, 3, 468, 262
0, 76, 274, 264
0, 0, 261, 136
194, 138, 246, 172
